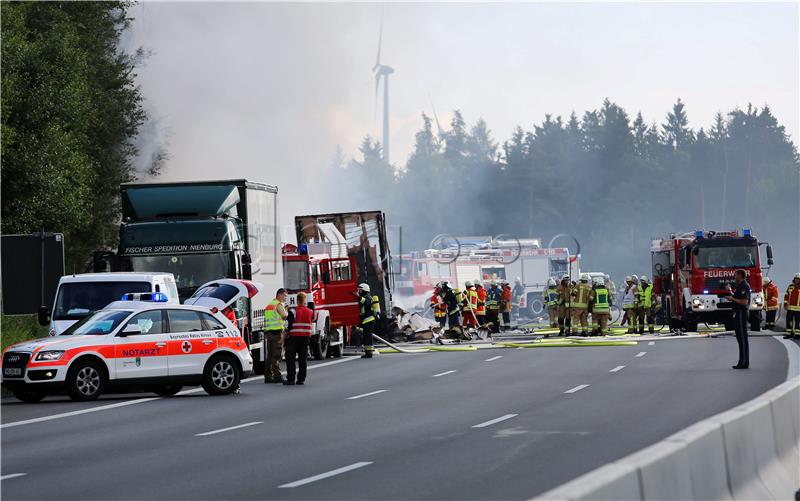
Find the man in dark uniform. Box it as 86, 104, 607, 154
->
724, 269, 751, 369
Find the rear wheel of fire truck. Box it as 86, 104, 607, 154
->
329, 327, 343, 358
527, 294, 544, 318
202, 355, 240, 395
66, 359, 106, 401
11, 387, 47, 403
311, 320, 330, 360
152, 385, 183, 397
682, 313, 699, 333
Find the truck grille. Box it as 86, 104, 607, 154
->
2, 352, 30, 379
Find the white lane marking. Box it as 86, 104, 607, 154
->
564, 384, 590, 394
472, 414, 518, 428
1, 356, 359, 429
609, 365, 625, 373
485, 356, 503, 362
195, 421, 263, 437
648, 341, 655, 346
278, 461, 372, 488
0, 473, 27, 481
432, 370, 456, 377
636, 351, 647, 357
346, 390, 387, 400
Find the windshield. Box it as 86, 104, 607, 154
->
54, 282, 150, 320
283, 260, 310, 291
63, 310, 132, 336
695, 245, 758, 269
126, 254, 230, 299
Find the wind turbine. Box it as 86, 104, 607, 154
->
373, 23, 394, 163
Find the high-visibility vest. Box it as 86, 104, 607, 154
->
785, 284, 800, 312
360, 294, 380, 324
431, 294, 447, 318
476, 287, 486, 315
467, 289, 478, 311
289, 306, 314, 337
486, 288, 501, 310
765, 283, 779, 310
264, 299, 285, 331
545, 287, 558, 307
572, 284, 591, 309
640, 284, 654, 308
592, 287, 610, 313
622, 286, 636, 309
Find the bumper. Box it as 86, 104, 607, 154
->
2, 364, 66, 385
689, 293, 764, 313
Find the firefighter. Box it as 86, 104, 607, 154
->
431, 287, 447, 327
629, 275, 641, 334
501, 279, 513, 331
784, 273, 800, 339
571, 274, 593, 336
637, 275, 656, 334
544, 278, 559, 330
356, 283, 380, 358
475, 282, 487, 327
620, 276, 636, 332
462, 281, 479, 329
762, 277, 779, 330
556, 274, 572, 336
441, 282, 463, 338
605, 274, 616, 298
512, 277, 525, 319
590, 277, 611, 336
485, 281, 502, 334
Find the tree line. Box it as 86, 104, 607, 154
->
333, 99, 800, 282
1, 2, 160, 271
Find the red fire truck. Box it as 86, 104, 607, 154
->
651, 229, 773, 332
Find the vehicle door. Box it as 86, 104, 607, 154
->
318, 258, 360, 326
166, 309, 219, 376
114, 309, 170, 379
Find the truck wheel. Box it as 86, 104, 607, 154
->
310, 322, 330, 361
66, 359, 106, 401
11, 387, 47, 403
152, 385, 183, 397
527, 295, 544, 317
202, 355, 240, 395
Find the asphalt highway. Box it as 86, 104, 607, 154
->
0, 336, 791, 500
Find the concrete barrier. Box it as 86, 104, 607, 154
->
537, 339, 800, 501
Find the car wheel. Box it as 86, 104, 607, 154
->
202, 355, 240, 395
11, 387, 47, 403
153, 385, 183, 397
66, 360, 106, 401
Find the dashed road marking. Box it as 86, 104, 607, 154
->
564, 384, 590, 394
433, 370, 457, 377
196, 421, 263, 437
636, 351, 647, 357
279, 462, 372, 488
609, 365, 625, 373
0, 473, 27, 481
485, 356, 503, 362
648, 341, 655, 346
472, 414, 518, 428
346, 390, 387, 400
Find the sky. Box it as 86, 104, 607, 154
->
126, 1, 799, 225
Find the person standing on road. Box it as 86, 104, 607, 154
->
475, 282, 487, 327
590, 277, 611, 336
637, 276, 656, 334
556, 275, 572, 336
783, 273, 800, 339
356, 283, 379, 358
762, 277, 780, 330
724, 269, 751, 369
501, 280, 513, 331
283, 292, 313, 385
621, 276, 635, 332
431, 287, 447, 327
263, 288, 288, 384
571, 274, 592, 336
485, 281, 502, 335
512, 277, 525, 319
544, 278, 559, 330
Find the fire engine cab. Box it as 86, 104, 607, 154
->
651, 229, 773, 332
282, 243, 359, 359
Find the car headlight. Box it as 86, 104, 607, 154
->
34, 350, 65, 361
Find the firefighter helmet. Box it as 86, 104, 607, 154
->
593, 276, 605, 286
580, 273, 590, 282
358, 283, 371, 293
631, 274, 639, 283
515, 277, 522, 283
640, 275, 649, 283
464, 281, 473, 288
625, 275, 632, 282
794, 273, 800, 281
547, 277, 556, 287
561, 274, 570, 281
764, 277, 772, 284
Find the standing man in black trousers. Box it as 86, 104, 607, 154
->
724, 269, 751, 369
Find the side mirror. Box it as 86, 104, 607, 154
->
37, 306, 50, 327
119, 324, 142, 337
766, 245, 774, 266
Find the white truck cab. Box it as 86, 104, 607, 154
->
41, 272, 179, 337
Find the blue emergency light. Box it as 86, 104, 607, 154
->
695, 230, 704, 238
121, 292, 169, 302
298, 243, 308, 255
743, 228, 752, 237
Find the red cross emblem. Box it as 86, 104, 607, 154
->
181, 340, 192, 353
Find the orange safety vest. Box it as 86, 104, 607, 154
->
476, 287, 486, 315
765, 283, 780, 310
785, 284, 800, 312
501, 286, 513, 312
289, 306, 314, 337
431, 293, 447, 318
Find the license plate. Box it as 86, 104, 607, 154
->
4, 368, 22, 376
